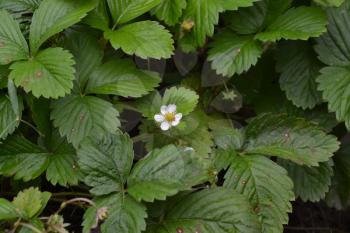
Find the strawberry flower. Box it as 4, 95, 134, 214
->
154, 104, 183, 131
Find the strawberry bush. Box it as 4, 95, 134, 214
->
0, 0, 349, 232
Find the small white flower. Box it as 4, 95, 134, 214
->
154, 104, 182, 131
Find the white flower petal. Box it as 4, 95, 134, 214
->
154, 114, 164, 122
160, 121, 171, 131
175, 113, 182, 121
161, 105, 168, 114
167, 104, 177, 113
171, 119, 181, 126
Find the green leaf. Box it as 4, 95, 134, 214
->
219, 0, 259, 11
244, 113, 340, 166
181, 0, 222, 48
29, 0, 99, 53
77, 131, 133, 196
152, 0, 186, 25
224, 154, 294, 233
0, 199, 19, 220
107, 0, 161, 25
162, 87, 199, 116
255, 6, 328, 42
0, 94, 22, 139
83, 193, 147, 233
0, 135, 49, 181
62, 31, 103, 91
0, 9, 28, 65
317, 67, 350, 129
101, 194, 147, 233
208, 30, 262, 77
147, 188, 261, 233
9, 47, 75, 99
105, 20, 174, 59
276, 41, 322, 109
314, 4, 350, 67
45, 134, 78, 187
128, 145, 204, 202
83, 0, 110, 31
278, 159, 333, 202
313, 0, 345, 7
51, 95, 120, 147
86, 59, 161, 97
12, 187, 51, 219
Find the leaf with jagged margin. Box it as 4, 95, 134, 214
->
224, 154, 294, 233
105, 20, 174, 59
107, 0, 161, 25
244, 113, 340, 166
84, 0, 110, 31
9, 47, 75, 99
278, 159, 333, 202
12, 187, 51, 219
0, 9, 29, 65
51, 95, 120, 147
146, 188, 261, 233
0, 135, 49, 181
255, 6, 328, 42
227, 0, 293, 35
276, 41, 323, 109
128, 145, 205, 202
86, 59, 161, 97
62, 31, 103, 91
315, 3, 350, 67
208, 30, 262, 77
152, 0, 186, 25
77, 131, 133, 196
82, 193, 147, 233
29, 0, 99, 53
313, 0, 345, 7
0, 94, 22, 139
219, 0, 259, 11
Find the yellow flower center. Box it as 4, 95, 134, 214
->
164, 112, 176, 122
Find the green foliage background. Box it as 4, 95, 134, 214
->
0, 0, 349, 232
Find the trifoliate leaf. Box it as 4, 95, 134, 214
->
180, 0, 222, 48
147, 188, 261, 233
105, 21, 174, 59
9, 47, 75, 99
29, 0, 99, 53
255, 6, 328, 42
77, 131, 133, 196
224, 154, 294, 233
317, 67, 350, 129
86, 59, 161, 97
313, 0, 345, 7
208, 30, 262, 77
83, 193, 147, 233
276, 41, 322, 109
0, 199, 19, 220
128, 145, 204, 202
51, 95, 120, 147
101, 194, 147, 233
62, 31, 103, 91
152, 0, 186, 25
244, 113, 340, 166
0, 94, 22, 139
0, 9, 29, 65
107, 0, 161, 25
314, 4, 350, 67
0, 135, 49, 181
12, 187, 51, 219
278, 159, 333, 202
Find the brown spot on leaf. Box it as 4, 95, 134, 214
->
79, 114, 85, 121
176, 228, 184, 233
241, 180, 247, 185
35, 70, 43, 78
0, 41, 4, 48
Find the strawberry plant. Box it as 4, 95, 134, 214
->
0, 0, 349, 232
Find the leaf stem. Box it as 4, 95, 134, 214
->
20, 119, 44, 137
